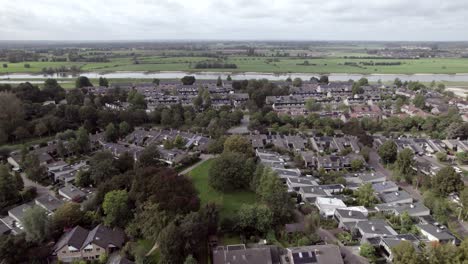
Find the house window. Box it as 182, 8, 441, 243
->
96, 248, 100, 251
62, 251, 66, 254
85, 249, 92, 252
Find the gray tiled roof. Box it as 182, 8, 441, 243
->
379, 190, 413, 204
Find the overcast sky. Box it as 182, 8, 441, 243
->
1, 0, 467, 41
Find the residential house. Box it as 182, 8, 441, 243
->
371, 181, 399, 194
334, 207, 368, 230
356, 219, 398, 243
417, 224, 456, 244
314, 197, 346, 218
379, 234, 420, 262
53, 224, 125, 262
59, 185, 87, 202
379, 190, 413, 205
375, 202, 430, 217
212, 244, 274, 264
35, 194, 64, 214
283, 245, 344, 264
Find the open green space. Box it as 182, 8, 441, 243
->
188, 159, 256, 219
2, 55, 468, 74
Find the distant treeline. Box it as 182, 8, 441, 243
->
193, 62, 238, 69
344, 56, 418, 60
41, 66, 81, 74
344, 61, 402, 66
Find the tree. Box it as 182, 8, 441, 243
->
23, 206, 49, 242
75, 76, 93, 88
0, 92, 24, 138
75, 126, 90, 154
98, 77, 109, 87
43, 78, 66, 101
128, 90, 147, 109
103, 190, 130, 227
75, 170, 93, 187
126, 202, 169, 242
359, 243, 376, 262
119, 121, 131, 136
392, 241, 421, 264
0, 165, 21, 207
292, 77, 303, 87
52, 202, 83, 231
105, 123, 119, 142
184, 255, 198, 264
304, 214, 320, 234
305, 99, 322, 112
23, 153, 47, 182
181, 76, 196, 85
89, 151, 119, 183
136, 144, 160, 168
236, 204, 273, 235
256, 168, 293, 224
116, 151, 135, 173
209, 152, 255, 191
152, 78, 160, 85
216, 76, 222, 87
378, 140, 398, 164
223, 135, 253, 156
395, 148, 414, 183
0, 234, 35, 263
226, 75, 232, 81
413, 94, 426, 109
351, 159, 364, 171
319, 75, 329, 84
432, 167, 464, 196
435, 152, 447, 162
158, 221, 186, 264
355, 183, 378, 207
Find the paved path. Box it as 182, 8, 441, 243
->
179, 154, 214, 175
367, 148, 422, 200
19, 172, 51, 196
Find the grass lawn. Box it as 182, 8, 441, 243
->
188, 159, 256, 219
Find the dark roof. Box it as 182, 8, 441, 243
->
82, 224, 125, 249
54, 226, 89, 252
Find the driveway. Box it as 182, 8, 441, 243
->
19, 172, 51, 197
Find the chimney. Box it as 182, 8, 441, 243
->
395, 192, 399, 196
348, 211, 353, 216
410, 204, 415, 208
371, 225, 376, 232
436, 229, 441, 233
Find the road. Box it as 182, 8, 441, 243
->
367, 148, 422, 201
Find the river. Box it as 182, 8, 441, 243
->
2, 71, 468, 82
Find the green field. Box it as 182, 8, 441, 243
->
188, 159, 256, 219
2, 55, 468, 74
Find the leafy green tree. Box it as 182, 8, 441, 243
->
304, 213, 320, 234
119, 121, 131, 137
226, 75, 232, 81
75, 126, 90, 154
103, 190, 130, 227
105, 123, 119, 142
319, 75, 329, 84
236, 204, 273, 235
351, 159, 364, 171
75, 170, 93, 187
413, 94, 426, 109
128, 90, 147, 109
427, 242, 458, 264
395, 148, 414, 183
23, 153, 47, 182
0, 92, 25, 138
435, 152, 447, 162
23, 206, 49, 242
256, 168, 293, 224
305, 99, 322, 112
216, 76, 222, 87
75, 76, 93, 88
209, 152, 255, 191
378, 140, 398, 164
152, 78, 160, 85
89, 151, 119, 183
432, 167, 464, 196
0, 165, 21, 207
360, 243, 376, 263
181, 76, 196, 85
98, 77, 109, 87
392, 240, 421, 264
355, 183, 378, 207
136, 144, 161, 168
184, 255, 198, 264
292, 78, 303, 87
173, 135, 186, 149
223, 135, 253, 156
126, 202, 169, 242
158, 221, 186, 264
52, 202, 83, 231
456, 152, 468, 165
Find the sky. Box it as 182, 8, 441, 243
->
1, 0, 467, 41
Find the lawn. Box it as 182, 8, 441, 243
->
2, 56, 468, 74
188, 159, 256, 219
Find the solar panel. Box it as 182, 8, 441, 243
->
292, 251, 317, 264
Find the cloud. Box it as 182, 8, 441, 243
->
0, 0, 467, 40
